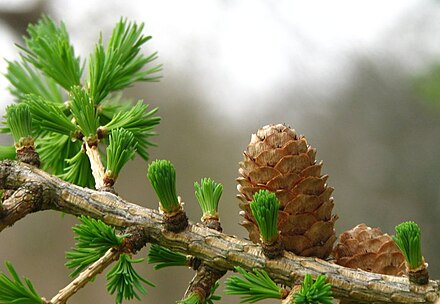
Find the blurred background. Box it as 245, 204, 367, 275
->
1, 0, 440, 303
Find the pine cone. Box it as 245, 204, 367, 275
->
333, 224, 406, 276
237, 124, 337, 258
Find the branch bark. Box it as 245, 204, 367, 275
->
0, 160, 438, 303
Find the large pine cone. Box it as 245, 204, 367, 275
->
237, 124, 337, 258
333, 224, 406, 276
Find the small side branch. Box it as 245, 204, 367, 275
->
48, 225, 149, 304
0, 160, 438, 303
49, 247, 119, 304
183, 264, 225, 301
280, 288, 297, 304
84, 142, 105, 190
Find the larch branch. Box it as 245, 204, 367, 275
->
0, 160, 438, 303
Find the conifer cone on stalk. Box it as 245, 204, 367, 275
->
237, 124, 337, 258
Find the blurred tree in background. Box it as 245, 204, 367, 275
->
306, 58, 440, 278
1, 1, 440, 303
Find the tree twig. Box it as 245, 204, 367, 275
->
83, 142, 105, 190
0, 160, 438, 303
280, 287, 297, 304
49, 247, 119, 304
183, 264, 225, 302
46, 225, 148, 303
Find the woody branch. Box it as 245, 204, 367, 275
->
0, 160, 438, 304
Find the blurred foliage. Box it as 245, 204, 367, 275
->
414, 63, 440, 111
302, 58, 440, 278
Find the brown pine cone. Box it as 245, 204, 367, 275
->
237, 124, 337, 258
333, 223, 406, 276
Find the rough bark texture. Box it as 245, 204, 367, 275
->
0, 160, 439, 303
183, 217, 226, 301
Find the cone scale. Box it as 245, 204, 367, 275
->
237, 124, 337, 258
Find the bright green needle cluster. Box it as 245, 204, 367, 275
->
69, 86, 100, 140
19, 15, 82, 91
102, 100, 160, 160
36, 133, 83, 179
60, 148, 94, 188
106, 128, 137, 180
88, 18, 162, 104
294, 274, 333, 304
194, 178, 223, 217
225, 266, 284, 303
6, 60, 63, 102
0, 261, 42, 304
65, 216, 124, 277
147, 244, 188, 270
249, 190, 280, 243
5, 103, 33, 145
106, 254, 155, 304
394, 221, 423, 269
102, 100, 159, 131
23, 94, 76, 136
147, 160, 180, 213
3, 15, 161, 188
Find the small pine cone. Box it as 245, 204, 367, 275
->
333, 223, 406, 276
237, 124, 337, 258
